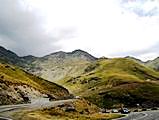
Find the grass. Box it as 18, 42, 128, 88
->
13, 111, 123, 120
59, 58, 159, 108
12, 99, 124, 120
0, 63, 69, 97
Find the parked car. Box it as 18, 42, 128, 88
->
133, 109, 139, 112
75, 96, 80, 99
151, 107, 158, 110
121, 108, 130, 114
141, 108, 147, 111
112, 109, 119, 113
100, 108, 106, 113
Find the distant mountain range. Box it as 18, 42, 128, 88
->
0, 46, 97, 82
1, 46, 159, 82
1, 45, 159, 108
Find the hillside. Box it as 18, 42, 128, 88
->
60, 58, 159, 108
125, 56, 144, 64
2, 45, 159, 108
13, 99, 123, 120
125, 56, 159, 71
0, 63, 70, 105
23, 50, 97, 82
0, 46, 24, 66
0, 46, 97, 82
145, 57, 159, 70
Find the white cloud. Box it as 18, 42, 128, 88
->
121, 0, 159, 17
2, 0, 159, 60
138, 52, 159, 61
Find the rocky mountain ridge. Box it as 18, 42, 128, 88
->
1, 46, 159, 83
1, 46, 159, 108
0, 46, 97, 82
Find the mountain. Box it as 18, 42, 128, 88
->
145, 57, 159, 71
0, 62, 70, 105
125, 56, 144, 64
1, 46, 159, 108
0, 46, 97, 82
22, 49, 97, 82
60, 58, 159, 108
0, 46, 23, 65
125, 56, 159, 71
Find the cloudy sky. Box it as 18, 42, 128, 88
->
0, 0, 159, 61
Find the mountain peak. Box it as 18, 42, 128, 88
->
0, 46, 21, 64
71, 49, 87, 54
69, 49, 97, 61
44, 49, 97, 61
0, 46, 6, 51
0, 46, 18, 57
44, 51, 67, 59
125, 56, 144, 63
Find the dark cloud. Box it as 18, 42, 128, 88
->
0, 0, 69, 56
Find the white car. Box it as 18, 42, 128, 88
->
112, 109, 119, 113
75, 96, 80, 99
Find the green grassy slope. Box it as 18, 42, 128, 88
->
60, 58, 159, 108
0, 63, 69, 98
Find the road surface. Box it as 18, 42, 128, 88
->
116, 110, 159, 120
0, 98, 75, 120
1, 99, 159, 120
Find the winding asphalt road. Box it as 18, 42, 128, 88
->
0, 98, 75, 120
1, 99, 159, 120
116, 110, 159, 120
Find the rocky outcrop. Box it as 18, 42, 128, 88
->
0, 83, 46, 105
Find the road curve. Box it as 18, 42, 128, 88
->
116, 110, 159, 120
2, 99, 159, 120
0, 99, 75, 120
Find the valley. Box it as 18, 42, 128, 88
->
1, 46, 159, 119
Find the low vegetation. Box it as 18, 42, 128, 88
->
12, 99, 124, 120
60, 58, 159, 108
0, 63, 70, 105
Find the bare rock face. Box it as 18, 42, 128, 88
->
23, 50, 97, 82
0, 46, 97, 82
0, 62, 70, 106
0, 83, 46, 105
145, 57, 159, 70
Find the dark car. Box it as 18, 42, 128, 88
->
133, 109, 139, 112
121, 108, 130, 114
142, 108, 147, 111
151, 107, 158, 110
